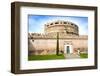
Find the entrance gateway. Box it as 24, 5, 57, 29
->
64, 41, 73, 54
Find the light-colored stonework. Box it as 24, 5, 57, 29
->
28, 20, 88, 55
44, 20, 79, 35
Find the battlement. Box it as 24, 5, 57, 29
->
45, 20, 78, 28
28, 32, 88, 39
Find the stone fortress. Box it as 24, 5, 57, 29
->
28, 20, 88, 55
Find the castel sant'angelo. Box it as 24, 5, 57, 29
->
28, 20, 88, 55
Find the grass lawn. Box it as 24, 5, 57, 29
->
80, 53, 88, 58
28, 54, 65, 61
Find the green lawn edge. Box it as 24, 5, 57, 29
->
80, 53, 88, 58
28, 54, 65, 61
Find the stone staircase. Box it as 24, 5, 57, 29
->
64, 53, 80, 59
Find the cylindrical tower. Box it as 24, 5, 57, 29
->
44, 20, 79, 36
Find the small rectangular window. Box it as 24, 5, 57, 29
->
50, 23, 53, 25
55, 22, 59, 24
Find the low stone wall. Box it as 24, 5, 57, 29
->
28, 36, 88, 55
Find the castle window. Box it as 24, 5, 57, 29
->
55, 22, 59, 24
64, 22, 67, 24
50, 23, 53, 25
71, 23, 74, 25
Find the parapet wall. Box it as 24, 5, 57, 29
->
28, 32, 88, 40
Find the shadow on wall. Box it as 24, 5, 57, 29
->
28, 39, 36, 55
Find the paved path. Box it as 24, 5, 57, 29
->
64, 53, 80, 59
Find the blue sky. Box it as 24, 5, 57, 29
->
28, 15, 88, 35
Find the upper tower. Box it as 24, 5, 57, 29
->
44, 20, 79, 36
